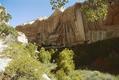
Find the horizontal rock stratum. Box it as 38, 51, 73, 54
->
16, 1, 119, 47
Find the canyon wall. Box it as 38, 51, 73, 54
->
16, 1, 119, 47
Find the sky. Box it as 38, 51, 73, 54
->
0, 0, 85, 27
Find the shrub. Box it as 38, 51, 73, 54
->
56, 69, 81, 80
3, 43, 30, 59
0, 24, 18, 37
17, 76, 29, 80
38, 47, 51, 64
3, 42, 38, 59
2, 43, 46, 80
69, 71, 81, 80
26, 43, 38, 59
57, 48, 75, 74
5, 56, 45, 80
55, 49, 81, 80
56, 69, 70, 80
78, 70, 117, 80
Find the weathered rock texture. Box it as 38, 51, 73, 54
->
16, 1, 119, 47
104, 0, 119, 25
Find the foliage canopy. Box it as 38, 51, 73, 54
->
50, 0, 108, 22
57, 48, 75, 74
0, 5, 11, 23
50, 0, 68, 9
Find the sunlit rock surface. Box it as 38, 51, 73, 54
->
0, 40, 11, 72
16, 1, 119, 47
0, 40, 7, 53
0, 58, 11, 72
42, 73, 51, 80
17, 32, 28, 44
16, 3, 84, 46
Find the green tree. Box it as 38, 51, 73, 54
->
56, 49, 81, 80
50, 0, 68, 9
26, 43, 37, 58
0, 5, 17, 37
56, 69, 70, 80
80, 0, 108, 22
0, 5, 11, 23
38, 47, 51, 64
57, 48, 75, 74
0, 23, 17, 36
3, 43, 45, 80
50, 0, 108, 22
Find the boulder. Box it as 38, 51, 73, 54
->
17, 32, 28, 44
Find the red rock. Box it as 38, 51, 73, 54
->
16, 1, 119, 47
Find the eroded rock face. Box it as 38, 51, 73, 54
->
16, 3, 85, 46
16, 1, 119, 47
104, 0, 119, 25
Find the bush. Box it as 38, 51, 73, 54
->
56, 69, 70, 80
2, 43, 46, 80
55, 49, 78, 80
78, 70, 118, 80
56, 69, 81, 80
5, 56, 45, 80
38, 47, 51, 64
0, 24, 18, 37
57, 48, 75, 74
17, 76, 29, 80
26, 43, 38, 59
3, 43, 38, 59
2, 42, 119, 80
3, 43, 29, 59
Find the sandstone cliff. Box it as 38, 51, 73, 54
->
104, 0, 119, 25
16, 1, 119, 47
16, 3, 85, 47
